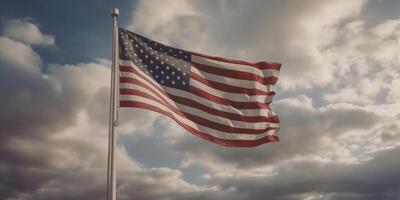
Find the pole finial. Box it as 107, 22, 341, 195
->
111, 8, 119, 17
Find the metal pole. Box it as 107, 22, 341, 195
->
107, 7, 119, 200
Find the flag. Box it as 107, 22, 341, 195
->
118, 27, 281, 147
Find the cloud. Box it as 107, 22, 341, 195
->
321, 19, 400, 105
3, 18, 55, 46
0, 40, 110, 197
2, 0, 400, 199
129, 0, 400, 107
387, 77, 400, 103
125, 1, 400, 199
204, 144, 400, 200
0, 57, 206, 199
130, 0, 366, 90
0, 17, 247, 200
0, 37, 42, 74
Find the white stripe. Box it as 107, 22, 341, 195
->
119, 84, 279, 130
191, 55, 279, 79
191, 67, 274, 93
121, 95, 277, 140
120, 70, 275, 117
189, 78, 273, 103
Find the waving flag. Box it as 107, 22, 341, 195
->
118, 27, 281, 147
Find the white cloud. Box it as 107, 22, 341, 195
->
129, 0, 366, 90
321, 18, 400, 105
0, 47, 213, 199
0, 19, 234, 199
387, 78, 400, 103
0, 37, 42, 74
0, 17, 202, 199
3, 18, 55, 46
126, 3, 400, 197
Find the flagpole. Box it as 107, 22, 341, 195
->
107, 7, 119, 200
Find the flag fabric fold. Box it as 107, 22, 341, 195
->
118, 27, 281, 147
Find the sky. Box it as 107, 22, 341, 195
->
0, 0, 400, 199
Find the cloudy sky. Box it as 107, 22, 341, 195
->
1, 0, 400, 199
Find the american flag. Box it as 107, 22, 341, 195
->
118, 27, 281, 147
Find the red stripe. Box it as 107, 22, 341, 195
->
120, 65, 270, 109
193, 52, 282, 71
121, 88, 278, 134
192, 62, 278, 85
190, 72, 273, 96
120, 65, 279, 123
120, 101, 279, 147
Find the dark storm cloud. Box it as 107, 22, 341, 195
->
206, 145, 400, 200
0, 18, 233, 200
0, 39, 100, 198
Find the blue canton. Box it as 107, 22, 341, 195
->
119, 28, 191, 90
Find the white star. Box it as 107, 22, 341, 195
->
166, 76, 170, 80
161, 80, 164, 84
161, 71, 164, 74
182, 81, 186, 85
172, 81, 175, 84
155, 65, 159, 69
166, 66, 170, 70
172, 71, 175, 75
177, 76, 180, 80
